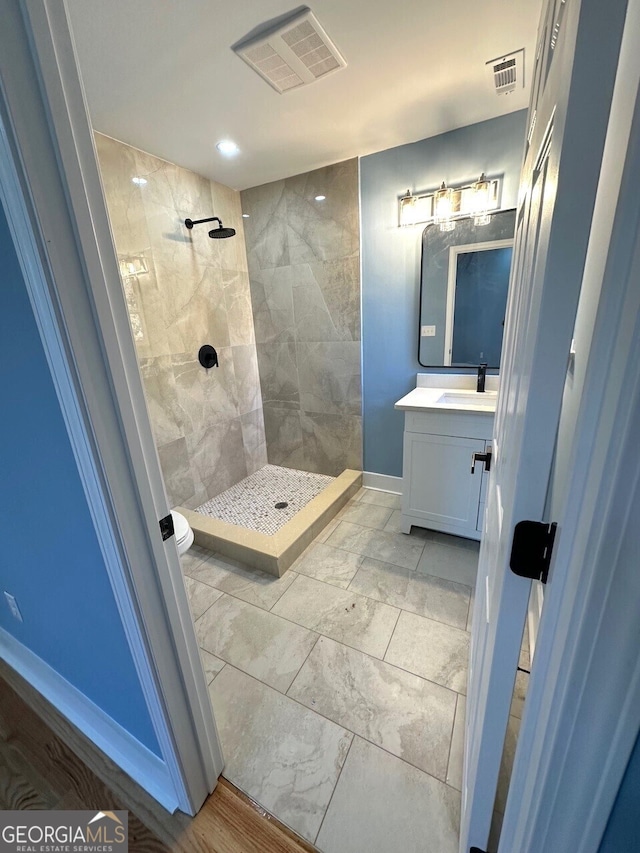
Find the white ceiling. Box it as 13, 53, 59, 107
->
66, 0, 542, 191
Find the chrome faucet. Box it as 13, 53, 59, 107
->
477, 363, 487, 393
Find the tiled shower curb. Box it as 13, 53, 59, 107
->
177, 469, 362, 577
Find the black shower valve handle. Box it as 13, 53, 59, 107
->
198, 344, 219, 369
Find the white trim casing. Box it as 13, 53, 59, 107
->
0, 628, 177, 812
501, 1, 640, 848
0, 0, 222, 814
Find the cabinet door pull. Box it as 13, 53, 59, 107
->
471, 448, 492, 474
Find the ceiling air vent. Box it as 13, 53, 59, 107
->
486, 49, 525, 95
233, 7, 346, 94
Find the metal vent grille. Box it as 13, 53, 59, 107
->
493, 58, 517, 93
244, 43, 304, 91
233, 8, 346, 94
486, 49, 525, 95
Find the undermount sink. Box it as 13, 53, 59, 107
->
436, 390, 497, 406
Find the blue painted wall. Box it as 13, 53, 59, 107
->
360, 111, 527, 476
598, 731, 640, 852
0, 204, 160, 755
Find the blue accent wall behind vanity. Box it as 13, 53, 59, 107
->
0, 205, 160, 755
359, 111, 527, 476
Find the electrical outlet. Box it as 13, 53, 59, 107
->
421, 325, 436, 337
4, 591, 23, 623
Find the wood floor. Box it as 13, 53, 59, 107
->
0, 662, 315, 853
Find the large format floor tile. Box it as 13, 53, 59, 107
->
180, 544, 212, 576
338, 501, 393, 530
288, 636, 456, 780
184, 576, 224, 620
315, 516, 340, 543
357, 488, 402, 510
292, 542, 364, 589
272, 575, 400, 659
422, 528, 481, 552
326, 521, 425, 570
495, 714, 521, 814
417, 540, 480, 588
383, 509, 428, 537
385, 611, 469, 694
446, 695, 465, 791
316, 737, 460, 853
511, 670, 529, 719
467, 589, 475, 631
187, 552, 297, 610
349, 557, 471, 629
210, 666, 352, 844
195, 594, 318, 693
199, 649, 225, 684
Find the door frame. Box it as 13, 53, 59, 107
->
461, 0, 632, 846
0, 0, 222, 815
500, 0, 640, 847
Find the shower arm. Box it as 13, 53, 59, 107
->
184, 216, 222, 229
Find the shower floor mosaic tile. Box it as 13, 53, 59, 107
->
195, 464, 334, 535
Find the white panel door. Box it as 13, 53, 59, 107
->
460, 0, 630, 849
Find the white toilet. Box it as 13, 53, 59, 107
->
171, 510, 194, 556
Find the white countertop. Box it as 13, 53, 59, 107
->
395, 386, 497, 414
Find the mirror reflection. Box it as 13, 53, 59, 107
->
418, 209, 516, 368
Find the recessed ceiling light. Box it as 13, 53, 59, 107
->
242, 213, 250, 218
132, 176, 147, 186
216, 140, 239, 156
315, 195, 326, 201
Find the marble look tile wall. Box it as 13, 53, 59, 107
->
241, 159, 362, 476
96, 134, 266, 508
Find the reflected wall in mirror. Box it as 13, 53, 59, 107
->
418, 209, 516, 368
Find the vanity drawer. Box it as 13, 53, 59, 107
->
405, 410, 494, 440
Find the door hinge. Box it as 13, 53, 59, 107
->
509, 520, 557, 584
159, 513, 174, 541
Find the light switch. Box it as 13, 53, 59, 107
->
421, 325, 436, 337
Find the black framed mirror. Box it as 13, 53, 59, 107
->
417, 208, 516, 368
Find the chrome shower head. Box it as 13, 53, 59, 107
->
184, 215, 236, 239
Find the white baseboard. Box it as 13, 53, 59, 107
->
362, 472, 403, 495
0, 627, 178, 812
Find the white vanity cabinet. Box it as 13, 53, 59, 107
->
399, 408, 494, 540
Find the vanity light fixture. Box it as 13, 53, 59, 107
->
434, 182, 456, 232
399, 190, 417, 226
315, 194, 326, 201
398, 177, 500, 228
242, 213, 250, 218
131, 176, 147, 186
399, 190, 433, 227
472, 173, 492, 226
